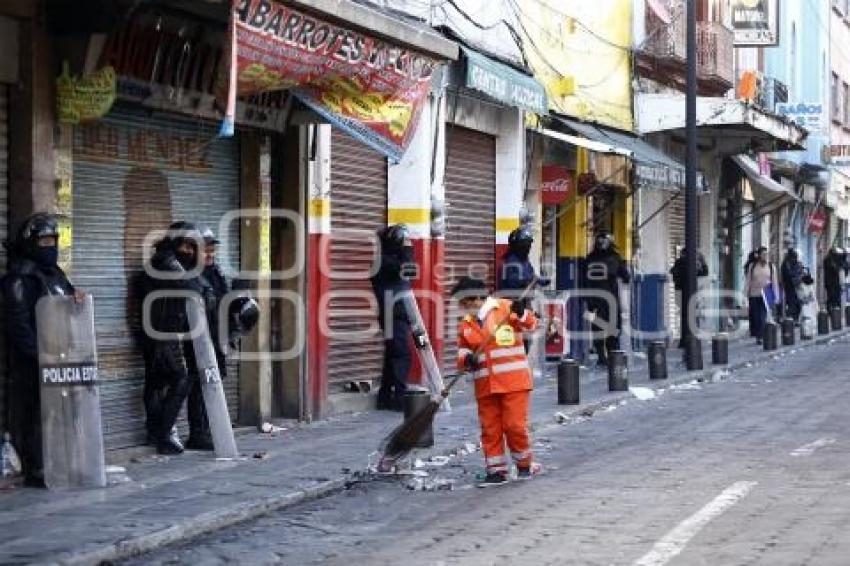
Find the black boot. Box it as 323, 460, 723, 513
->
157, 437, 184, 455
185, 433, 214, 451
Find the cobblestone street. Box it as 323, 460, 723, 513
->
128, 340, 850, 565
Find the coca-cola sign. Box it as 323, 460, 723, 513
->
542, 165, 575, 205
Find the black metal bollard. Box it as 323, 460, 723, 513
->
763, 322, 778, 351
712, 334, 729, 365
403, 387, 434, 448
800, 316, 814, 340
647, 341, 667, 380
607, 350, 629, 392
683, 335, 704, 371
845, 305, 850, 327
781, 318, 795, 346
557, 359, 580, 405
818, 311, 831, 335
830, 307, 843, 331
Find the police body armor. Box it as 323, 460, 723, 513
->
36, 294, 106, 489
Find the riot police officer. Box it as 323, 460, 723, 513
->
371, 224, 415, 411
824, 246, 849, 310
184, 228, 259, 450
583, 232, 630, 367
1, 213, 81, 486
140, 221, 205, 455
499, 227, 549, 352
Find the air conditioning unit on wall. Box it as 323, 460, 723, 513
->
758, 76, 789, 113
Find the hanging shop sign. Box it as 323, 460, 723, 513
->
775, 102, 824, 134
541, 165, 575, 205
462, 47, 547, 114
217, 0, 439, 162
56, 63, 117, 124
730, 0, 779, 46
807, 207, 827, 235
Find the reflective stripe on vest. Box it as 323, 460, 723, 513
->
476, 345, 525, 364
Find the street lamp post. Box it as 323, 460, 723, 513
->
685, 0, 703, 370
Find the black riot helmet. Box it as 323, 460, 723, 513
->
166, 221, 202, 269
508, 227, 533, 258
379, 224, 412, 252
13, 212, 61, 264
594, 232, 613, 253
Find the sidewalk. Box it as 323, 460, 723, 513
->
1, 329, 846, 565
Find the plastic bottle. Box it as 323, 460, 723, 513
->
1, 432, 22, 477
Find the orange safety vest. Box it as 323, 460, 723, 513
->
456, 297, 538, 398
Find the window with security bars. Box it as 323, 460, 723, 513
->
833, 73, 841, 122
845, 82, 850, 126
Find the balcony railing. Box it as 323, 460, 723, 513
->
642, 1, 735, 88
696, 21, 734, 86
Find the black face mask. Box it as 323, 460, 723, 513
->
513, 242, 532, 259
175, 250, 197, 270
33, 245, 59, 267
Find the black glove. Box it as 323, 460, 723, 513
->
536, 276, 551, 287
464, 352, 477, 371
412, 328, 428, 350
511, 300, 525, 316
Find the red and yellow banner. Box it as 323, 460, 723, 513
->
218, 0, 438, 161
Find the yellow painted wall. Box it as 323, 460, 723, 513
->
519, 0, 634, 132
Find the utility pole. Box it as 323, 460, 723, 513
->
684, 0, 703, 370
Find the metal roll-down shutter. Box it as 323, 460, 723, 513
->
667, 195, 685, 339
72, 105, 241, 450
0, 86, 9, 431
327, 128, 388, 389
442, 126, 497, 371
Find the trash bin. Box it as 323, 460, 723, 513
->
830, 307, 843, 332
607, 351, 628, 392
763, 322, 778, 351
781, 318, 795, 346
557, 359, 580, 405
818, 311, 830, 335
403, 387, 433, 448
712, 334, 729, 365
647, 341, 667, 380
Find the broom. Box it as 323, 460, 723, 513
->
377, 279, 539, 471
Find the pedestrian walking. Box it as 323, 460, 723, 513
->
1, 213, 84, 487
824, 246, 849, 310
452, 276, 538, 487
669, 247, 708, 348
583, 233, 630, 367
780, 248, 805, 322
371, 224, 415, 412
744, 246, 777, 344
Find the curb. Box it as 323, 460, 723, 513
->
48, 330, 850, 565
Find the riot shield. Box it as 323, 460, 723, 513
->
398, 291, 450, 410
185, 297, 238, 458
36, 294, 106, 489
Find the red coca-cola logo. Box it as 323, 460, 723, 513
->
542, 165, 575, 205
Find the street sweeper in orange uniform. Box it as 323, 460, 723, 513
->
452, 276, 539, 487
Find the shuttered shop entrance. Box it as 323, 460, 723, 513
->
72, 105, 241, 450
667, 195, 685, 339
0, 86, 8, 431
442, 126, 497, 371
327, 129, 388, 388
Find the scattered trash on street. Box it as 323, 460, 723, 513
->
629, 387, 655, 401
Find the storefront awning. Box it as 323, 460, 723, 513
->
543, 115, 691, 190
462, 47, 548, 114
636, 94, 808, 153
732, 155, 799, 205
